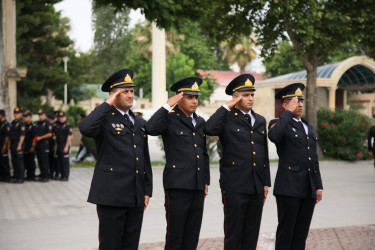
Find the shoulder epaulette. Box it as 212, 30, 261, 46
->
168, 110, 175, 113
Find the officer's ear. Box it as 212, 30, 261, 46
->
232, 91, 239, 100
282, 99, 289, 109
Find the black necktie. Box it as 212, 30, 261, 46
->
188, 116, 195, 127
124, 114, 134, 129
297, 121, 305, 134
244, 114, 252, 128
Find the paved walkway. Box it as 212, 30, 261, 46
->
0, 161, 375, 249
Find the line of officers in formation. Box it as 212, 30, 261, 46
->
80, 69, 323, 250
0, 108, 72, 183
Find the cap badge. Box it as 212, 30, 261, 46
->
191, 82, 199, 91
112, 123, 116, 128
295, 87, 303, 96
245, 78, 253, 87
124, 74, 134, 84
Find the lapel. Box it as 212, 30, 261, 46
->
111, 106, 133, 132
233, 107, 252, 130
194, 113, 204, 131
174, 106, 194, 130
301, 117, 312, 136
291, 118, 306, 134
251, 110, 261, 130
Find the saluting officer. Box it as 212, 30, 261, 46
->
35, 109, 52, 182
204, 74, 271, 250
80, 69, 152, 250
268, 83, 323, 250
145, 77, 210, 250
0, 109, 11, 182
23, 111, 37, 181
9, 107, 26, 183
55, 111, 72, 181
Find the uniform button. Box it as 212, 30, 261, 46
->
144, 134, 146, 138
110, 168, 113, 171
288, 166, 291, 170
308, 168, 311, 172
251, 131, 253, 134
262, 131, 265, 134
307, 146, 310, 150
295, 134, 298, 137
133, 133, 135, 136
197, 155, 200, 159
136, 157, 139, 161
173, 165, 176, 168
197, 168, 200, 171
194, 144, 197, 147
308, 157, 311, 160
237, 129, 240, 132
253, 163, 256, 167
144, 171, 146, 174
264, 165, 266, 167
136, 170, 139, 174
134, 145, 136, 148
117, 132, 120, 134
251, 141, 254, 144
253, 151, 256, 155
232, 161, 235, 165
193, 133, 196, 136
180, 131, 183, 135
307, 136, 309, 139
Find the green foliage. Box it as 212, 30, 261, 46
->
66, 105, 86, 127
16, 0, 72, 106
317, 108, 372, 161
166, 53, 195, 97
264, 41, 304, 77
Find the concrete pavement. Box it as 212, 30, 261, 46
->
0, 160, 375, 249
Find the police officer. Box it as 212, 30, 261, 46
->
0, 109, 11, 182
80, 69, 152, 250
35, 109, 52, 182
268, 83, 323, 250
55, 111, 72, 181
47, 113, 59, 179
23, 111, 37, 181
145, 77, 210, 250
204, 74, 271, 250
9, 107, 26, 183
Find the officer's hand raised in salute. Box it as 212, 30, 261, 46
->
166, 92, 184, 107
226, 95, 242, 109
285, 96, 299, 112
105, 88, 122, 105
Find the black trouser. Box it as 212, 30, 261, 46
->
275, 195, 316, 250
164, 189, 205, 250
0, 151, 10, 181
10, 146, 24, 180
221, 191, 263, 250
24, 150, 36, 179
49, 143, 59, 177
36, 145, 50, 178
96, 204, 144, 250
57, 145, 70, 178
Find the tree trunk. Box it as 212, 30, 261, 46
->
0, 1, 10, 119
305, 65, 318, 129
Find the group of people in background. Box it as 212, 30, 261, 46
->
0, 108, 72, 183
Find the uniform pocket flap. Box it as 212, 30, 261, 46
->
174, 129, 188, 136
166, 163, 186, 169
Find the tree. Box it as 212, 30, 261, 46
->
264, 41, 304, 77
16, 0, 73, 112
0, 0, 8, 113
93, 0, 375, 129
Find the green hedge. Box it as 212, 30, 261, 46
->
317, 107, 372, 161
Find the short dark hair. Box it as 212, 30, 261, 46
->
0, 109, 5, 117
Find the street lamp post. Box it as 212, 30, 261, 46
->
63, 56, 69, 105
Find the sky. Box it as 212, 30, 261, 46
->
54, 0, 144, 52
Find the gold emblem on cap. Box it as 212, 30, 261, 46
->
178, 82, 201, 92
110, 74, 134, 89
38, 109, 42, 113
233, 78, 254, 92
191, 82, 199, 91
282, 87, 304, 99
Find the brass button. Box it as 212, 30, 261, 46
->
307, 146, 310, 150
235, 112, 238, 116
288, 166, 291, 170
232, 162, 235, 165
237, 129, 240, 132
136, 157, 139, 161
197, 155, 200, 159
197, 168, 200, 171
136, 170, 139, 174
110, 168, 113, 171
193, 133, 196, 136
251, 141, 254, 144
117, 132, 120, 134
173, 165, 176, 168
144, 171, 146, 174
134, 145, 136, 148
253, 151, 256, 155
264, 165, 266, 167
251, 131, 253, 134
308, 168, 311, 172
194, 144, 197, 147
295, 134, 298, 137
144, 134, 146, 138
307, 136, 309, 140
308, 157, 311, 160
180, 131, 183, 135
112, 113, 115, 115
262, 131, 265, 134
133, 133, 135, 136
253, 163, 256, 167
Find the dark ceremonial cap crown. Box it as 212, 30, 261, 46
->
275, 83, 305, 100
38, 108, 46, 115
170, 77, 203, 96
14, 107, 23, 114
225, 74, 255, 95
101, 69, 135, 92
58, 111, 66, 117
23, 110, 32, 117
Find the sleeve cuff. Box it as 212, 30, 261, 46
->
222, 104, 230, 111
163, 103, 171, 111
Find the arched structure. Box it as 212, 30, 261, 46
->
254, 56, 375, 120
